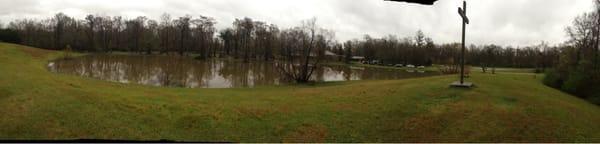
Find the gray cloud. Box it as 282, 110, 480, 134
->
0, 0, 593, 46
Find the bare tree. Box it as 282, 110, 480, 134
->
52, 13, 69, 50
233, 18, 254, 62
175, 15, 191, 55
219, 28, 235, 56
158, 13, 172, 54
191, 15, 216, 59
85, 14, 97, 51
276, 18, 333, 83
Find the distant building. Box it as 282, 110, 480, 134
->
324, 50, 339, 56
324, 50, 343, 61
351, 56, 365, 61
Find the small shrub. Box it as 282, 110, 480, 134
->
534, 68, 544, 73
63, 45, 73, 60
561, 66, 587, 96
542, 68, 562, 88
588, 93, 600, 105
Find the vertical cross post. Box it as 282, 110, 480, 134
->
460, 1, 466, 84
451, 0, 473, 88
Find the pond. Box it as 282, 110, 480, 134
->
48, 55, 439, 88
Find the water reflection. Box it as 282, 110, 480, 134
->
48, 55, 438, 88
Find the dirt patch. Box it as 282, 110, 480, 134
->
283, 124, 329, 142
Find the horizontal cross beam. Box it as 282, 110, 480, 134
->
458, 8, 469, 24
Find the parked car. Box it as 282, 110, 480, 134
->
406, 64, 415, 68
394, 64, 403, 67
417, 66, 425, 69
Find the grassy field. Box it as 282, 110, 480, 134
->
471, 66, 536, 73
0, 42, 599, 142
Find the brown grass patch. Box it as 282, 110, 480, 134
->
235, 107, 272, 119
397, 109, 462, 142
0, 88, 12, 100
19, 46, 54, 59
492, 109, 562, 142
394, 101, 563, 142
283, 123, 329, 142
334, 103, 354, 111
174, 114, 218, 132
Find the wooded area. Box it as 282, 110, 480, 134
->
544, 0, 600, 104
2, 13, 335, 62
342, 33, 560, 70
1, 12, 560, 70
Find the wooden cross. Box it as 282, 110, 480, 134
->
458, 2, 469, 24
458, 1, 468, 84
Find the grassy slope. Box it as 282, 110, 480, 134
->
0, 43, 598, 142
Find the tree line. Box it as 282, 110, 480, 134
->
6, 13, 337, 60
8, 13, 220, 57
4, 12, 564, 69
5, 13, 337, 82
4, 12, 562, 67
544, 0, 600, 104
0, 21, 21, 43
341, 31, 560, 71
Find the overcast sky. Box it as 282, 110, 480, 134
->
0, 0, 594, 46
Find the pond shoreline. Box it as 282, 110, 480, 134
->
49, 54, 440, 88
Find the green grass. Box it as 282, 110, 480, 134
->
0, 42, 599, 142
471, 66, 536, 73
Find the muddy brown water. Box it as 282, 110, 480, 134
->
48, 55, 438, 88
